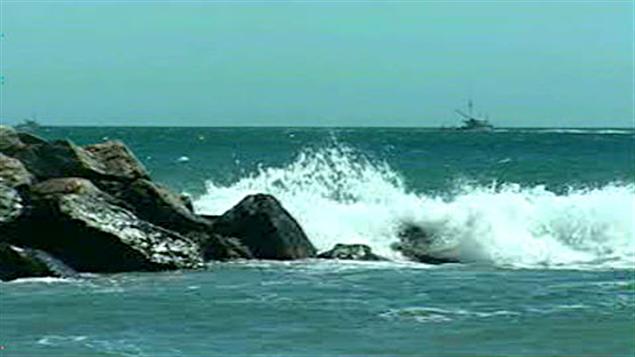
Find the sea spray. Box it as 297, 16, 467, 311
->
194, 143, 635, 269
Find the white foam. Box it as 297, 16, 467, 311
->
194, 143, 635, 270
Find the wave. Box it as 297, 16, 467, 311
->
193, 143, 635, 270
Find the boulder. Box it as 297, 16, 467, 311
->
83, 140, 150, 181
12, 178, 203, 273
0, 243, 56, 281
0, 125, 26, 154
211, 194, 316, 260
318, 243, 386, 261
96, 179, 209, 234
9, 139, 149, 182
392, 223, 460, 264
200, 233, 254, 261
0, 153, 34, 188
0, 183, 23, 226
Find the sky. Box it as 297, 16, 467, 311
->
0, 1, 633, 127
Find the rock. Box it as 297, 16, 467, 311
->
392, 223, 460, 264
200, 233, 253, 261
0, 183, 23, 226
12, 178, 203, 273
0, 125, 26, 154
9, 139, 149, 182
16, 132, 48, 145
0, 243, 56, 281
96, 179, 209, 234
317, 243, 386, 261
83, 141, 150, 181
0, 153, 34, 188
211, 194, 316, 260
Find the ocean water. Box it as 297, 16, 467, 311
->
1, 127, 634, 356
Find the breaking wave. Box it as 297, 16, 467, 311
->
194, 144, 635, 270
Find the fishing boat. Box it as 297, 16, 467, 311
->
454, 100, 494, 131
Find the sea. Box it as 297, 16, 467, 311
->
1, 127, 634, 357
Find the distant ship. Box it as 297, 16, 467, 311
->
14, 118, 41, 132
454, 100, 494, 131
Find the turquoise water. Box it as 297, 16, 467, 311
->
1, 127, 634, 356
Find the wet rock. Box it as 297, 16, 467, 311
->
211, 194, 316, 260
318, 243, 386, 261
392, 223, 460, 264
0, 183, 23, 226
0, 153, 34, 188
96, 179, 210, 234
0, 243, 56, 281
13, 178, 203, 273
200, 233, 254, 261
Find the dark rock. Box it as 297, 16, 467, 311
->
0, 183, 23, 226
211, 194, 316, 260
0, 243, 56, 281
0, 125, 26, 154
12, 177, 203, 273
0, 153, 34, 188
318, 243, 386, 261
200, 233, 253, 261
392, 223, 460, 264
96, 179, 210, 234
16, 132, 48, 145
9, 139, 149, 182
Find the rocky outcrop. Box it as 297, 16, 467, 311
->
392, 223, 460, 264
211, 194, 316, 260
12, 178, 204, 272
318, 243, 386, 261
1, 128, 323, 280
0, 153, 35, 188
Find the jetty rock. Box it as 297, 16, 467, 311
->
0, 153, 35, 189
10, 178, 203, 273
96, 179, 210, 234
0, 243, 57, 281
211, 194, 317, 260
0, 183, 24, 227
392, 223, 460, 264
5, 136, 149, 182
318, 243, 387, 261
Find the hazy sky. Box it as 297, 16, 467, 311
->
0, 1, 633, 127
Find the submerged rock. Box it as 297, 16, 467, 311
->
392, 223, 460, 264
318, 243, 386, 261
12, 178, 203, 273
211, 194, 316, 260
